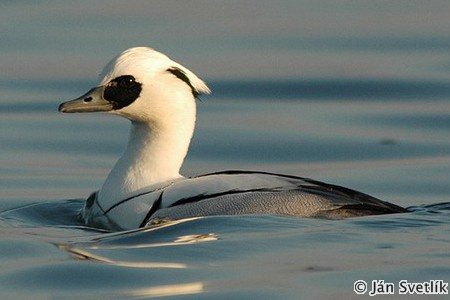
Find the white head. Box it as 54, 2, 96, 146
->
59, 47, 211, 206
59, 47, 210, 126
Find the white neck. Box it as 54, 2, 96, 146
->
97, 107, 195, 209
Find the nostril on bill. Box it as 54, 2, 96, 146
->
84, 97, 93, 102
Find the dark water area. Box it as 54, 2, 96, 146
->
211, 79, 450, 100
1, 1, 450, 299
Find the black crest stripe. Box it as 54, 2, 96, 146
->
167, 67, 199, 98
104, 189, 159, 214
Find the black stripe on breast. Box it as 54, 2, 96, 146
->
103, 188, 162, 215
139, 192, 164, 228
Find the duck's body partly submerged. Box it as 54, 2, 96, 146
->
84, 170, 406, 230
59, 47, 407, 231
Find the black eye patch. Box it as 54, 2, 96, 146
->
103, 75, 142, 110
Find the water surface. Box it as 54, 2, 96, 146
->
1, 1, 449, 299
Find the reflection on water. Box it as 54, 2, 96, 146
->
64, 245, 188, 269
125, 282, 204, 298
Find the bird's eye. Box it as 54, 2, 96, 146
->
117, 76, 136, 88
104, 75, 142, 110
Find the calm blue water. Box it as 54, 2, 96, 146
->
1, 1, 450, 299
